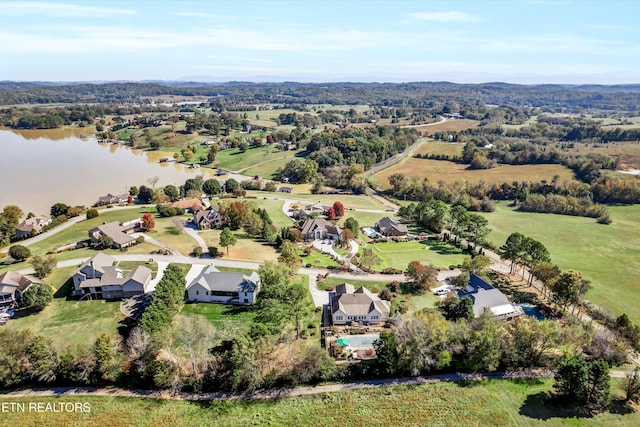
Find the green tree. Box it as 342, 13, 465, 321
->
278, 240, 302, 271
163, 185, 180, 202
29, 255, 56, 278
358, 249, 381, 271
225, 178, 239, 192
373, 330, 399, 375
86, 208, 99, 219
264, 181, 277, 192
499, 232, 525, 274
625, 367, 640, 403
137, 185, 154, 203
219, 227, 237, 255
344, 217, 359, 237
554, 356, 589, 405
93, 333, 115, 382
50, 203, 68, 218
460, 255, 491, 276
203, 179, 221, 197
587, 359, 611, 409
552, 270, 583, 311
20, 284, 53, 311
9, 244, 31, 262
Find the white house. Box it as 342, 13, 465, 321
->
330, 283, 390, 325
186, 267, 261, 305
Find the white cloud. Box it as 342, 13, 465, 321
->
407, 11, 480, 22
1, 2, 135, 16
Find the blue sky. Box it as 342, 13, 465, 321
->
1, 0, 639, 84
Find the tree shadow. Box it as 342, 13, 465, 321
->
420, 239, 463, 255
519, 392, 595, 420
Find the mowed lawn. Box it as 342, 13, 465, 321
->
363, 240, 466, 270
180, 303, 255, 333
4, 267, 124, 348
480, 203, 640, 323
413, 140, 464, 157
250, 199, 294, 229
150, 216, 198, 256
215, 146, 303, 172
2, 379, 639, 426
372, 158, 578, 187
199, 229, 278, 262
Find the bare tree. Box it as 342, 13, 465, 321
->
147, 176, 160, 189
172, 315, 216, 377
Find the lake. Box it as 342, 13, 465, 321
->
0, 128, 214, 215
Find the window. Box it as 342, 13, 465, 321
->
206, 291, 209, 296
196, 290, 199, 295
336, 316, 343, 320
372, 315, 379, 320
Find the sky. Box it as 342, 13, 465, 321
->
1, 0, 640, 84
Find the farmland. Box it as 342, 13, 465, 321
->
480, 202, 640, 323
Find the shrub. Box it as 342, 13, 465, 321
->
86, 208, 99, 219
9, 245, 31, 262
192, 247, 203, 257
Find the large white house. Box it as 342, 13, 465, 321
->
330, 283, 390, 325
186, 266, 261, 305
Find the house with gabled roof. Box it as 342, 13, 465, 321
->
88, 219, 141, 249
0, 271, 44, 308
96, 193, 129, 206
300, 218, 342, 241
71, 252, 152, 300
15, 216, 51, 239
457, 274, 524, 320
186, 266, 260, 305
192, 205, 224, 230
375, 216, 408, 237
330, 283, 390, 325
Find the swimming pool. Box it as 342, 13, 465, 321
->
518, 303, 545, 320
337, 334, 380, 350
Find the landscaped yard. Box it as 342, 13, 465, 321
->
4, 267, 124, 348
2, 378, 639, 426
479, 202, 640, 323
250, 198, 295, 229
246, 190, 389, 211
214, 145, 304, 173
362, 240, 466, 270
199, 229, 278, 262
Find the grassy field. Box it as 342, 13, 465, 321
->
1, 378, 638, 426
180, 302, 255, 333
372, 157, 577, 187
246, 191, 389, 211
199, 230, 278, 262
419, 118, 480, 134
214, 145, 303, 173
301, 248, 340, 268
4, 267, 124, 348
479, 202, 640, 323
151, 216, 198, 256
413, 140, 464, 157
249, 199, 294, 229
363, 240, 466, 270
337, 210, 399, 231
243, 154, 302, 178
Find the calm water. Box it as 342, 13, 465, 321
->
0, 128, 213, 215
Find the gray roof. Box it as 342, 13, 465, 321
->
331, 284, 390, 317
0, 271, 44, 293
301, 218, 342, 237
90, 221, 137, 246
376, 216, 408, 234
78, 253, 117, 274
457, 274, 512, 317
188, 268, 260, 293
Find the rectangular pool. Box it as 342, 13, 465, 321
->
338, 334, 380, 350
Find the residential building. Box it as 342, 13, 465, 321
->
186, 266, 261, 305
71, 252, 152, 300
192, 205, 224, 230
15, 216, 51, 239
457, 274, 524, 319
165, 198, 205, 213
88, 219, 142, 249
300, 218, 342, 241
0, 271, 44, 307
375, 216, 408, 237
96, 193, 129, 206
330, 283, 390, 325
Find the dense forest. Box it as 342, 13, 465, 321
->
2, 81, 640, 111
